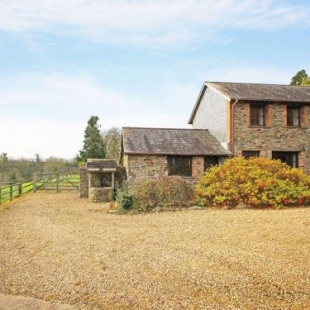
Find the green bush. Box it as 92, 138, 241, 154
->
116, 184, 134, 210
133, 176, 193, 211
195, 157, 310, 209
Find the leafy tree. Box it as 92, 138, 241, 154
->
8, 171, 18, 183
290, 69, 308, 85
102, 127, 121, 161
44, 157, 67, 173
34, 153, 42, 164
78, 115, 106, 162
301, 77, 310, 86
0, 153, 8, 169
0, 155, 76, 183
33, 153, 44, 175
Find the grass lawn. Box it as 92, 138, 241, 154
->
0, 175, 80, 204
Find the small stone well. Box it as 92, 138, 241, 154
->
85, 159, 117, 203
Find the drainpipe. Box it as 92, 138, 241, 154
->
230, 100, 239, 155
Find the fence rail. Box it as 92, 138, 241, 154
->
0, 172, 80, 205
0, 180, 34, 204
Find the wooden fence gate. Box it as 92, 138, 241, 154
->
34, 172, 80, 192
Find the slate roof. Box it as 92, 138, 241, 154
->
86, 159, 117, 170
207, 82, 310, 102
189, 82, 310, 124
122, 127, 231, 156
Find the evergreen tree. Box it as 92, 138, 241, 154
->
78, 116, 106, 162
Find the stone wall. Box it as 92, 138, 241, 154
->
233, 103, 310, 173
192, 157, 204, 178
125, 154, 167, 189
124, 154, 211, 190
89, 188, 113, 203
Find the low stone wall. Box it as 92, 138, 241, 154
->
89, 188, 113, 203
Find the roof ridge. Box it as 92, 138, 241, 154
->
206, 81, 310, 89
206, 81, 291, 86
122, 127, 208, 131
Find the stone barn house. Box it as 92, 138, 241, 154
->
189, 82, 310, 174
121, 127, 231, 189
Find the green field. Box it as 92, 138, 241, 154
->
0, 174, 80, 204
0, 182, 32, 204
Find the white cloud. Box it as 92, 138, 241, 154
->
0, 72, 134, 118
0, 1, 308, 45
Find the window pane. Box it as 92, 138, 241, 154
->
167, 156, 192, 176
250, 105, 265, 126
204, 156, 219, 170
242, 151, 259, 159
258, 108, 264, 125
287, 107, 300, 126
272, 152, 298, 168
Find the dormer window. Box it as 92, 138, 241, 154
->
250, 104, 265, 126
287, 106, 300, 126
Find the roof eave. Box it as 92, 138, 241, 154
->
124, 152, 231, 156
188, 82, 207, 124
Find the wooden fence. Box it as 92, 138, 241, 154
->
0, 172, 80, 205
33, 173, 80, 192
0, 180, 34, 205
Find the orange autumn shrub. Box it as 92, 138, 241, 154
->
195, 157, 310, 208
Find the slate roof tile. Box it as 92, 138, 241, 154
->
122, 127, 231, 156
208, 82, 310, 102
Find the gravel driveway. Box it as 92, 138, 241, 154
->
0, 191, 310, 309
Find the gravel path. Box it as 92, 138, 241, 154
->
0, 191, 310, 309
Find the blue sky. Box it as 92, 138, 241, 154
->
0, 0, 309, 159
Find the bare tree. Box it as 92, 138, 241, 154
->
102, 127, 121, 161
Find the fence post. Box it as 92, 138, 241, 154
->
10, 183, 13, 201
18, 180, 22, 196
33, 173, 37, 193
